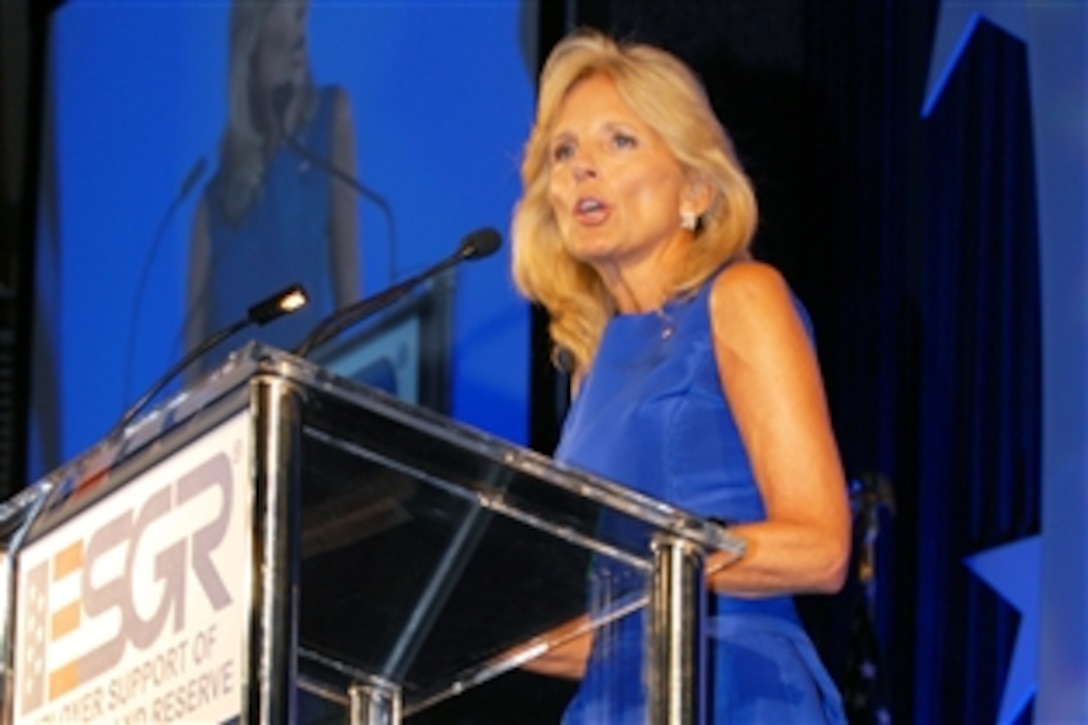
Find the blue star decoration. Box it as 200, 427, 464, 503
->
922, 0, 1026, 117
927, 3, 1052, 722
965, 536, 1039, 724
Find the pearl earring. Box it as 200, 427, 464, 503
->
680, 210, 697, 231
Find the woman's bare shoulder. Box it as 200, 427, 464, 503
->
709, 260, 794, 324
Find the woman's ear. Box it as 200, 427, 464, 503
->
683, 176, 715, 218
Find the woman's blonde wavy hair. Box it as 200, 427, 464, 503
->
219, 0, 317, 225
511, 29, 758, 379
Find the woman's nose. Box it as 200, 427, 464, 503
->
572, 153, 597, 182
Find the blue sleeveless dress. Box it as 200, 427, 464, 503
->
195, 86, 340, 372
555, 270, 845, 723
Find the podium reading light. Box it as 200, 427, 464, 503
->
250, 284, 308, 322
110, 283, 310, 440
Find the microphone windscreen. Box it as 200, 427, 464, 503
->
460, 227, 503, 260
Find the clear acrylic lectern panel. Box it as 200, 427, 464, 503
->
0, 343, 743, 724
295, 376, 653, 717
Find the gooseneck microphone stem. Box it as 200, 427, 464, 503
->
281, 135, 391, 222
110, 283, 309, 443
122, 157, 207, 407
294, 227, 502, 359
282, 135, 398, 285
111, 318, 249, 440
294, 256, 456, 358
274, 83, 399, 283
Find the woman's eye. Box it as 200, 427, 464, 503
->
552, 143, 574, 162
613, 133, 637, 149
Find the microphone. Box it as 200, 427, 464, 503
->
294, 227, 502, 358
273, 83, 400, 284
109, 283, 309, 442
121, 156, 208, 407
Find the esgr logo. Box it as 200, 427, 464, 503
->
17, 449, 240, 722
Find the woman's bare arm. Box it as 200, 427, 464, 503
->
705, 261, 851, 596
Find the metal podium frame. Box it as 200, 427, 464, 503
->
0, 342, 744, 724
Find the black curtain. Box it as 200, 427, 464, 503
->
801, 8, 1040, 722
910, 17, 1041, 724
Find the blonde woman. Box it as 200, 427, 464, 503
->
512, 29, 849, 722
186, 0, 359, 370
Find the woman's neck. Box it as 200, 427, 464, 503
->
596, 232, 692, 315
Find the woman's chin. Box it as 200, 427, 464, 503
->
564, 235, 618, 266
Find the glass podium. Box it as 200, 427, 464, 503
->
0, 343, 744, 724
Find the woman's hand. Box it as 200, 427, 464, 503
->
514, 615, 593, 680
